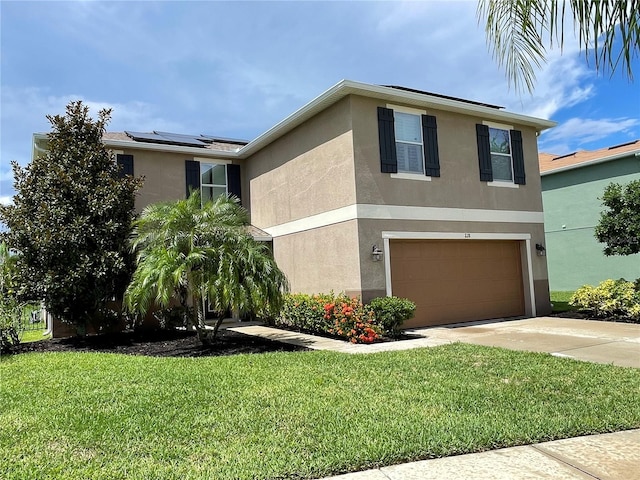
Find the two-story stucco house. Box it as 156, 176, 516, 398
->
33, 80, 556, 330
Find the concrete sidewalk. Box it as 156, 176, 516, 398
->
318, 429, 640, 480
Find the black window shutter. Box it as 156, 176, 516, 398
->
226, 164, 241, 201
510, 130, 526, 185
185, 160, 200, 197
378, 107, 398, 173
422, 115, 440, 177
116, 154, 134, 178
476, 124, 493, 182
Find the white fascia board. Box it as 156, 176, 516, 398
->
239, 79, 556, 158
541, 149, 640, 176
32, 132, 239, 160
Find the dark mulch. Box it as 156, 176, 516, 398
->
549, 311, 638, 324
9, 329, 309, 358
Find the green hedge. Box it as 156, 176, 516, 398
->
274, 293, 416, 343
369, 296, 416, 337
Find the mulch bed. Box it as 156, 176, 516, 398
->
9, 328, 309, 358
549, 311, 638, 324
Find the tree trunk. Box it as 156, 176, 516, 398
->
211, 316, 224, 340
192, 294, 212, 345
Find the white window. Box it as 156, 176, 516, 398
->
201, 163, 227, 203
488, 127, 513, 182
394, 111, 425, 175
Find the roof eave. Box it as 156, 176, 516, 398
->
541, 149, 640, 176
239, 79, 557, 157
32, 133, 240, 159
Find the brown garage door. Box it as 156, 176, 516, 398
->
390, 239, 525, 328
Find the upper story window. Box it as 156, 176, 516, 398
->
488, 127, 513, 182
377, 106, 440, 178
476, 122, 526, 186
394, 111, 425, 174
201, 163, 227, 202
185, 159, 241, 202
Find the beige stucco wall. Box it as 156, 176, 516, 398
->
244, 96, 356, 229
110, 148, 242, 211
272, 220, 362, 295
350, 95, 544, 212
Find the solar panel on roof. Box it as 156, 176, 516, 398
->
200, 135, 249, 145
125, 131, 207, 148
125, 131, 169, 143
155, 133, 208, 147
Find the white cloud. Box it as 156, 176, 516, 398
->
540, 117, 640, 153
1, 86, 187, 140
0, 196, 13, 206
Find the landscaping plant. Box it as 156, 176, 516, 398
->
0, 102, 142, 334
276, 292, 416, 343
125, 192, 288, 344
369, 296, 416, 337
0, 242, 22, 352
570, 278, 640, 321
595, 179, 640, 256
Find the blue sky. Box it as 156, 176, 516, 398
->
2, 0, 639, 205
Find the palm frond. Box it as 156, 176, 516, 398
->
478, 0, 639, 92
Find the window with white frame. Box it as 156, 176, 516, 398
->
488, 127, 513, 182
200, 163, 227, 202
394, 111, 425, 174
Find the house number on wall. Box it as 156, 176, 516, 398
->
464, 233, 471, 238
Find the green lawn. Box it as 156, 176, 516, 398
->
19, 329, 50, 343
550, 291, 576, 313
2, 345, 639, 479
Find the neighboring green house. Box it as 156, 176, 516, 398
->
540, 140, 640, 291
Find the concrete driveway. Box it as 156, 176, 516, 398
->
412, 316, 640, 368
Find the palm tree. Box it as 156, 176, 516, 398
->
478, 0, 639, 93
124, 193, 288, 344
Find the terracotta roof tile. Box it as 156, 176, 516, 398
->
539, 140, 640, 174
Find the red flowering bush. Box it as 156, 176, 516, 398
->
274, 292, 382, 343
324, 295, 381, 343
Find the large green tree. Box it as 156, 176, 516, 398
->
124, 192, 288, 344
595, 180, 640, 256
478, 0, 639, 92
0, 101, 143, 332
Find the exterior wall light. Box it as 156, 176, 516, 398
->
372, 245, 384, 262
535, 243, 546, 256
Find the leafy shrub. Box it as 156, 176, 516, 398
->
570, 278, 640, 321
369, 296, 416, 337
276, 292, 382, 343
0, 301, 23, 353
324, 296, 382, 344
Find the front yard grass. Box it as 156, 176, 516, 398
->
19, 329, 50, 343
2, 344, 639, 479
550, 290, 575, 313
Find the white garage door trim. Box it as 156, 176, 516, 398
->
382, 231, 536, 317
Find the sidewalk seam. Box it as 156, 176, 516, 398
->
530, 445, 601, 479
